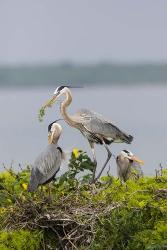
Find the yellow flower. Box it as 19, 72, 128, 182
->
0, 207, 7, 214
72, 148, 80, 158
21, 183, 28, 190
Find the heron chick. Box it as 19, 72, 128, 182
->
116, 150, 144, 182
28, 121, 64, 195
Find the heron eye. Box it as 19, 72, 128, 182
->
123, 150, 129, 154
57, 86, 66, 91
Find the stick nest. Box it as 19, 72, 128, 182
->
4, 195, 120, 250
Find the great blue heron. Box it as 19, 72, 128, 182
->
116, 149, 144, 182
28, 121, 64, 198
42, 86, 133, 182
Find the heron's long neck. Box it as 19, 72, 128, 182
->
51, 137, 58, 145
60, 89, 76, 127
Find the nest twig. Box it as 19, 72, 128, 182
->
4, 196, 121, 250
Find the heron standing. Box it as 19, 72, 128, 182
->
28, 121, 64, 198
116, 150, 144, 182
42, 86, 133, 182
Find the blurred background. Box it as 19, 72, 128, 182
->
0, 0, 167, 175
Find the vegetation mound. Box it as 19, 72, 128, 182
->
0, 151, 167, 249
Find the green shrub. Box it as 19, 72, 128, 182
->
0, 152, 167, 249
0, 230, 42, 250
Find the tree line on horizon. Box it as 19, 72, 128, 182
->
0, 63, 167, 86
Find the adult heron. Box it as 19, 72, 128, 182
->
42, 86, 133, 182
28, 121, 64, 198
116, 149, 144, 182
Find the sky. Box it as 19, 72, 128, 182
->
0, 0, 167, 65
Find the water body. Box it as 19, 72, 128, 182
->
0, 85, 166, 176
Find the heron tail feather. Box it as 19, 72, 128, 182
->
123, 134, 133, 144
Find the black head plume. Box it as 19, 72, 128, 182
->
48, 119, 63, 132
56, 85, 83, 92
123, 149, 130, 154
57, 85, 70, 92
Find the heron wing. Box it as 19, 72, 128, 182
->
32, 144, 62, 186
74, 109, 133, 143
71, 109, 96, 123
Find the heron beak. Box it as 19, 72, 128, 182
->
48, 131, 54, 144
68, 86, 83, 89
43, 93, 59, 109
130, 155, 144, 165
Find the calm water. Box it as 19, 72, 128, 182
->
0, 85, 167, 176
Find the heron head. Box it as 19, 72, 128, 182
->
42, 85, 71, 109
54, 85, 70, 94
120, 150, 144, 165
42, 85, 83, 110
48, 121, 62, 144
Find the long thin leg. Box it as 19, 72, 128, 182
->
88, 141, 97, 182
94, 142, 112, 182
48, 183, 52, 202
39, 185, 44, 199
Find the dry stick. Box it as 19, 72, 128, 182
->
156, 188, 167, 192
62, 222, 79, 250
41, 235, 46, 250
154, 189, 167, 199
18, 163, 23, 171
2, 163, 13, 178
128, 189, 150, 199
64, 224, 80, 239
50, 226, 64, 250
159, 163, 163, 176
66, 224, 89, 243
67, 237, 79, 250
4, 194, 123, 248
155, 169, 158, 179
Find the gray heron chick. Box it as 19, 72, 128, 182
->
116, 150, 144, 182
42, 86, 133, 182
28, 121, 64, 195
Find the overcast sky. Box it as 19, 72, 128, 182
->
0, 0, 167, 65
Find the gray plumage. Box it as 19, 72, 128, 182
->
28, 144, 62, 191
116, 150, 143, 182
43, 86, 133, 182
116, 154, 131, 182
28, 122, 63, 192
72, 109, 133, 145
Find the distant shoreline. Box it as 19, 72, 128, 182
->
0, 63, 167, 86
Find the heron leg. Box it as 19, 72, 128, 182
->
47, 183, 52, 203
94, 142, 112, 182
39, 185, 44, 199
89, 141, 97, 182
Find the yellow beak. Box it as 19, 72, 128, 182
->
43, 94, 58, 109
48, 132, 54, 144
130, 155, 144, 165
